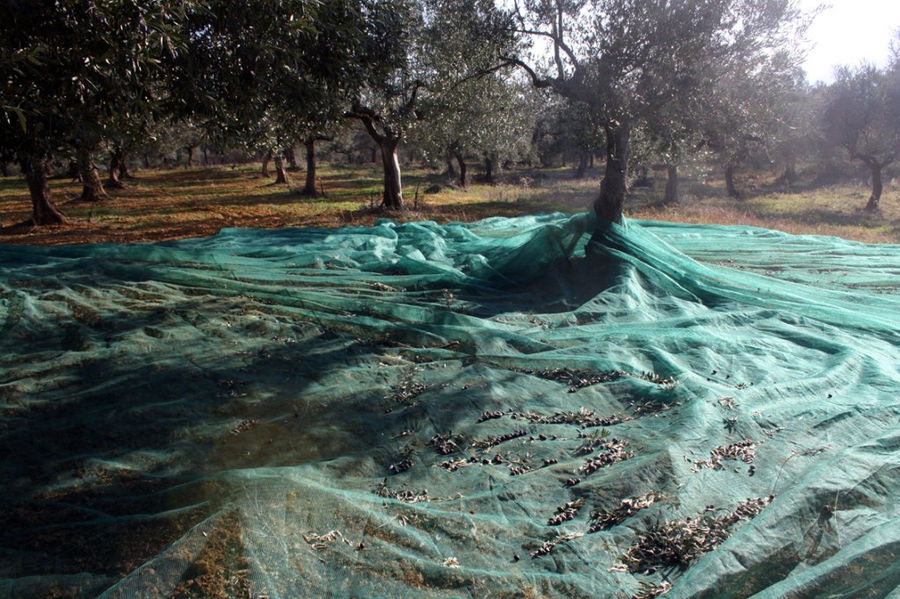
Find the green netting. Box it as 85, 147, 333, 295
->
0, 213, 898, 598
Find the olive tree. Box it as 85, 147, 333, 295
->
412, 74, 538, 186
503, 0, 808, 228
347, 0, 515, 208
823, 61, 900, 211
0, 0, 189, 224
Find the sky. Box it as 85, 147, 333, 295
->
799, 0, 900, 83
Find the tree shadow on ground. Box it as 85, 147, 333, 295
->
2, 244, 591, 590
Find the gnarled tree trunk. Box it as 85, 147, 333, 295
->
261, 150, 273, 177
866, 160, 882, 211
592, 122, 629, 225
380, 139, 402, 209
273, 154, 290, 185
483, 154, 495, 184
184, 144, 197, 167
664, 165, 679, 205
21, 155, 68, 225
777, 160, 797, 186
302, 139, 318, 196
77, 146, 109, 202
725, 165, 741, 199
351, 105, 404, 209
575, 151, 589, 179
107, 147, 127, 188
453, 150, 467, 188
445, 156, 456, 181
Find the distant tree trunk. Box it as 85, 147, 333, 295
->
664, 165, 679, 205
371, 145, 378, 164
1, 162, 8, 177
286, 146, 299, 171
119, 155, 132, 179
380, 139, 403, 209
202, 145, 210, 166
725, 165, 741, 199
866, 160, 882, 211
779, 160, 797, 185
446, 156, 456, 181
142, 154, 151, 169
575, 151, 589, 179
77, 146, 109, 202
261, 150, 272, 177
184, 144, 197, 167
302, 139, 317, 196
453, 150, 467, 187
273, 153, 290, 185
21, 155, 68, 225
592, 122, 629, 226
484, 154, 495, 184
67, 160, 81, 181
107, 147, 127, 188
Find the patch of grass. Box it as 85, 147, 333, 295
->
0, 163, 897, 246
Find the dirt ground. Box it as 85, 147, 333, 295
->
1, 164, 897, 246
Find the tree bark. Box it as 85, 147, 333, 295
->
725, 165, 741, 199
107, 147, 127, 188
484, 154, 495, 184
184, 145, 196, 167
446, 156, 457, 181
778, 160, 797, 186
286, 146, 299, 171
575, 151, 589, 179
273, 154, 290, 185
261, 150, 273, 177
380, 140, 403, 209
21, 155, 68, 225
203, 145, 210, 166
67, 160, 81, 181
351, 107, 404, 209
592, 122, 629, 225
77, 146, 109, 202
664, 165, 679, 205
453, 150, 467, 188
302, 139, 318, 196
866, 161, 882, 211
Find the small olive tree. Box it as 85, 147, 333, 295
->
823, 60, 900, 211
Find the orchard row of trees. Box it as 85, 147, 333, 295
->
2, 0, 899, 229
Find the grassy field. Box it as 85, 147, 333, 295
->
1, 162, 898, 246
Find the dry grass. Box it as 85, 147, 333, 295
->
1, 163, 897, 246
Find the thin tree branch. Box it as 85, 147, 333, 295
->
498, 55, 555, 89
345, 103, 385, 144
512, 28, 579, 69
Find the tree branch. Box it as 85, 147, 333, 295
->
399, 80, 423, 119
345, 103, 385, 144
498, 55, 554, 89
512, 28, 579, 70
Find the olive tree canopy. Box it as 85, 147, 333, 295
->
503, 0, 809, 227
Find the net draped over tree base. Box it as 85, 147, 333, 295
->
0, 214, 897, 598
